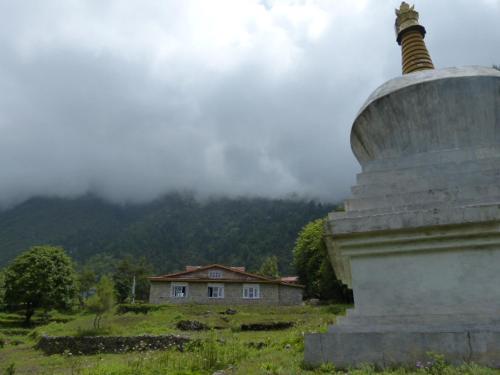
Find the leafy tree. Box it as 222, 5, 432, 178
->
113, 256, 153, 303
3, 245, 77, 324
77, 266, 97, 303
82, 253, 117, 279
258, 255, 280, 278
86, 276, 115, 329
0, 269, 5, 308
293, 218, 352, 302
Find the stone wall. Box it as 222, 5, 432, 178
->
278, 284, 304, 305
150, 282, 302, 306
36, 334, 190, 355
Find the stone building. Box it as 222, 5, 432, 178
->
148, 264, 303, 305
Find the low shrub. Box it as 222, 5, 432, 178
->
3, 363, 15, 375
260, 362, 282, 375
176, 320, 209, 331
188, 332, 245, 372
10, 339, 24, 346
322, 304, 347, 315
75, 326, 115, 337
0, 328, 30, 336
318, 362, 336, 373
116, 304, 161, 315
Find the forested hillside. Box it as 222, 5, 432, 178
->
0, 194, 335, 274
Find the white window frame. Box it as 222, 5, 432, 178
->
242, 284, 260, 299
208, 270, 223, 279
207, 283, 225, 299
171, 282, 188, 298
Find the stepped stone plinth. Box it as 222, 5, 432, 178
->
304, 62, 500, 367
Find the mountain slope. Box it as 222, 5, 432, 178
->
0, 194, 335, 274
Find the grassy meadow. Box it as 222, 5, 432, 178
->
0, 304, 499, 375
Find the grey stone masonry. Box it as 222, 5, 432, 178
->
150, 281, 302, 306
36, 335, 190, 355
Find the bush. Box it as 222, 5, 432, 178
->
86, 276, 115, 329
322, 304, 348, 315
188, 333, 245, 372
75, 326, 115, 337
116, 303, 161, 315
176, 320, 209, 331
3, 363, 15, 375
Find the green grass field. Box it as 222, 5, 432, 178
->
0, 304, 498, 375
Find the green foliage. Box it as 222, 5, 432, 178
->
3, 246, 77, 324
82, 253, 118, 279
293, 218, 325, 298
261, 362, 282, 375
75, 325, 115, 337
1, 305, 499, 375
416, 352, 447, 375
3, 363, 15, 375
188, 331, 245, 372
113, 256, 153, 303
0, 194, 334, 275
318, 362, 336, 373
77, 266, 97, 301
293, 218, 351, 302
258, 255, 280, 278
116, 303, 161, 315
86, 276, 115, 329
0, 269, 5, 309
322, 304, 347, 315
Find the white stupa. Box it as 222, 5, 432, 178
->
305, 3, 500, 368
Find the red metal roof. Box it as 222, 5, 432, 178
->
280, 276, 299, 284
148, 264, 304, 288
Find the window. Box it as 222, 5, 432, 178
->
208, 270, 223, 279
171, 283, 188, 298
207, 284, 224, 298
243, 284, 260, 299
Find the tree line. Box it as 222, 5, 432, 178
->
0, 246, 153, 325
0, 215, 352, 325
0, 194, 334, 275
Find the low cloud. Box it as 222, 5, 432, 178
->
0, 0, 499, 208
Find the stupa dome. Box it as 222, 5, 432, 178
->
351, 66, 500, 168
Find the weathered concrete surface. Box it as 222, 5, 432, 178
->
305, 330, 500, 369
352, 66, 500, 166
305, 67, 500, 368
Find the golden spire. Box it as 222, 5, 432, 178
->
395, 2, 434, 74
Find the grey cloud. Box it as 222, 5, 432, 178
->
0, 0, 499, 208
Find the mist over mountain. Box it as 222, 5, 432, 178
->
0, 194, 335, 273
1, 1, 499, 209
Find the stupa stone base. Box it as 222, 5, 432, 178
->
305, 328, 500, 368
305, 212, 500, 368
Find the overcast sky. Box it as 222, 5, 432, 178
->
0, 0, 499, 208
